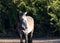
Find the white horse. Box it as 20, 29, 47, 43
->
17, 11, 34, 43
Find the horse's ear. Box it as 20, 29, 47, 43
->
24, 12, 27, 15
19, 11, 22, 14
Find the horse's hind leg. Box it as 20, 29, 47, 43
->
25, 34, 28, 43
28, 30, 34, 43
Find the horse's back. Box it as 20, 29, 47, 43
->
26, 16, 34, 33
27, 16, 34, 27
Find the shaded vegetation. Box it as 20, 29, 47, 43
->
0, 0, 60, 38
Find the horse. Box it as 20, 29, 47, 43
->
17, 11, 34, 43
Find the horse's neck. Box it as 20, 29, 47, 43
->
22, 16, 27, 21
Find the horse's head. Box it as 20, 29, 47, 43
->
18, 11, 28, 30
19, 11, 27, 21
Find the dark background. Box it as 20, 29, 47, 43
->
0, 0, 60, 39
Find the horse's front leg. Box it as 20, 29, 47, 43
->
20, 31, 23, 43
25, 34, 28, 43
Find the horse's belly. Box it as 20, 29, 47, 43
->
28, 27, 33, 33
23, 26, 33, 34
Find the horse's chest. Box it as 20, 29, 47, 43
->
22, 24, 33, 34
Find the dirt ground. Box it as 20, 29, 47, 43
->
0, 39, 60, 43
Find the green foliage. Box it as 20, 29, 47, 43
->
47, 0, 60, 37
0, 0, 60, 38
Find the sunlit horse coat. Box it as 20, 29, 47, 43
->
17, 11, 34, 43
